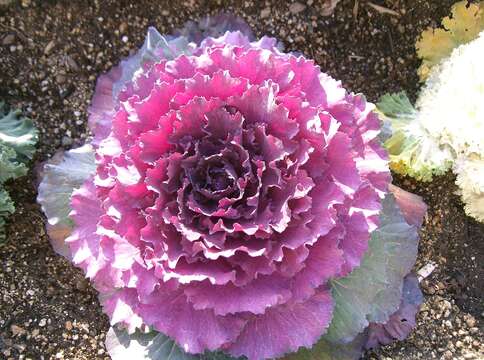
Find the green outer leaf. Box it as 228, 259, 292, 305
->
0, 187, 15, 215
0, 101, 37, 243
377, 91, 416, 118
0, 143, 27, 183
0, 101, 38, 162
282, 335, 364, 360
0, 187, 15, 242
376, 92, 452, 181
324, 194, 418, 343
106, 327, 238, 360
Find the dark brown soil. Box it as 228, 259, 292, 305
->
0, 0, 482, 359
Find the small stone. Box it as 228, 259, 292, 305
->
465, 317, 476, 328
13, 343, 26, 352
2, 34, 15, 46
122, 35, 129, 43
56, 74, 66, 84
10, 324, 25, 336
260, 8, 270, 18
76, 278, 88, 291
119, 22, 128, 33
31, 328, 40, 337
65, 321, 73, 331
66, 55, 80, 72
289, 2, 306, 14
61, 136, 73, 146
443, 350, 453, 359
44, 40, 55, 55
38, 318, 47, 327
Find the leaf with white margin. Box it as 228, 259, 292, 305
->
37, 144, 96, 257
0, 101, 38, 162
324, 194, 419, 343
106, 326, 238, 360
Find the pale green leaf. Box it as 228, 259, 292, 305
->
37, 144, 96, 228
0, 101, 38, 162
0, 143, 27, 183
106, 327, 237, 360
325, 194, 419, 343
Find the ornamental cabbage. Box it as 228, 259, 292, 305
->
416, 1, 484, 81
37, 15, 426, 360
379, 31, 484, 222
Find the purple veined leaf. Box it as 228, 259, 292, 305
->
325, 193, 423, 343
364, 273, 423, 350
280, 193, 426, 359
37, 144, 96, 258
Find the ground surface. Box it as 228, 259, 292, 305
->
0, 0, 482, 359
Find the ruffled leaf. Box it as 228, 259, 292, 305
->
0, 101, 38, 162
325, 193, 420, 343
416, 1, 484, 81
112, 27, 195, 99
454, 156, 484, 222
37, 145, 96, 257
0, 187, 15, 242
377, 92, 452, 181
0, 102, 37, 243
0, 143, 27, 183
105, 326, 237, 360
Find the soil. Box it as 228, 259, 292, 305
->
0, 0, 482, 359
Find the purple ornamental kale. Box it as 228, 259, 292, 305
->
37, 13, 426, 360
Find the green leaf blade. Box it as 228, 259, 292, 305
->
0, 102, 38, 162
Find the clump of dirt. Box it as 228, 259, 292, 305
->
0, 0, 482, 359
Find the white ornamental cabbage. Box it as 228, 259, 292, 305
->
378, 31, 484, 222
